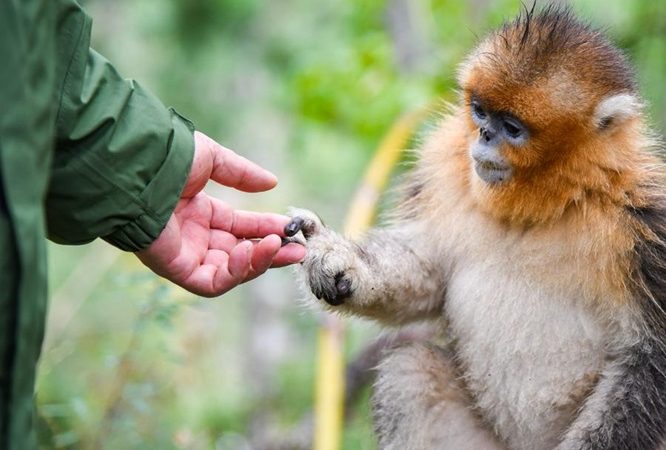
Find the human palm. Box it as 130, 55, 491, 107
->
137, 132, 304, 297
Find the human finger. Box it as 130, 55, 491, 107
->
245, 234, 282, 281
209, 229, 239, 252
198, 132, 278, 192
187, 241, 252, 297
210, 199, 290, 238
225, 240, 253, 281
271, 243, 306, 267
203, 249, 229, 266
181, 263, 227, 297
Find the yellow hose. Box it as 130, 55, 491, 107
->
313, 105, 431, 450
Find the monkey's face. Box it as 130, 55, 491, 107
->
451, 7, 642, 224
457, 41, 571, 189
467, 94, 529, 184
459, 42, 637, 192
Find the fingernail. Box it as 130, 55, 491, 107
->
265, 170, 278, 185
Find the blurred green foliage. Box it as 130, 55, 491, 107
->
38, 1, 664, 449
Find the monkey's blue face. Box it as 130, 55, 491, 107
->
469, 96, 529, 185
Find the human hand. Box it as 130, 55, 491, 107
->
136, 131, 305, 297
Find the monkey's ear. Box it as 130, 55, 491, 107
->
592, 93, 642, 131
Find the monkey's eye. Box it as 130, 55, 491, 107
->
471, 102, 487, 121
501, 118, 525, 140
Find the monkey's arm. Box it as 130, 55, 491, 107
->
556, 334, 666, 450
287, 209, 445, 326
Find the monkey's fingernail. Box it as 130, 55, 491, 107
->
285, 217, 304, 237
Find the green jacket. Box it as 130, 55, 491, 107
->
0, 1, 194, 448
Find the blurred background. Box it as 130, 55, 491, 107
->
38, 0, 665, 449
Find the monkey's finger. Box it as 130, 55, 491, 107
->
284, 217, 304, 237
300, 218, 320, 239
285, 210, 324, 240
286, 208, 324, 238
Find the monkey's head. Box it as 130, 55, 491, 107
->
456, 6, 646, 223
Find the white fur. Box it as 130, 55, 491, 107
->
433, 201, 627, 449
593, 93, 641, 130
445, 250, 604, 449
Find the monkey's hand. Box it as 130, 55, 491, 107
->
286, 208, 445, 325
285, 208, 368, 307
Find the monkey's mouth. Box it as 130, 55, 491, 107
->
478, 159, 505, 171
474, 159, 513, 184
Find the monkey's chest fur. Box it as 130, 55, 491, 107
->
442, 218, 611, 450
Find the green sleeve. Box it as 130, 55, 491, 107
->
46, 0, 195, 251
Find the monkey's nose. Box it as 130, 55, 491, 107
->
480, 127, 496, 143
